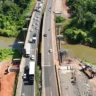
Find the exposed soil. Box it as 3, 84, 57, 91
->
0, 61, 16, 96
62, 0, 71, 18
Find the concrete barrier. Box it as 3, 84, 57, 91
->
16, 1, 37, 96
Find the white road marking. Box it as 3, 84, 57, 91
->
43, 65, 51, 67
50, 90, 52, 96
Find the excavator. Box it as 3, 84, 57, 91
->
79, 63, 96, 79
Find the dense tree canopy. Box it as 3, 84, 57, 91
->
0, 0, 34, 37
64, 0, 96, 47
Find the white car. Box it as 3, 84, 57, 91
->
30, 28, 33, 32
30, 55, 35, 60
21, 93, 25, 96
49, 49, 52, 53
37, 8, 42, 12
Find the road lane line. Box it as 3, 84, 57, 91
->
50, 90, 52, 96
43, 65, 51, 67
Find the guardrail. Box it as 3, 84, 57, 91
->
52, 0, 62, 96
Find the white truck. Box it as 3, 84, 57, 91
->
22, 61, 35, 85
28, 61, 35, 84
25, 43, 30, 57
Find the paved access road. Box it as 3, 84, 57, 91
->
43, 0, 59, 96
21, 1, 43, 96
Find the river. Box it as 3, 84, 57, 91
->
0, 36, 23, 49
61, 43, 96, 63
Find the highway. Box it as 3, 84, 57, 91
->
21, 1, 44, 96
43, 0, 59, 96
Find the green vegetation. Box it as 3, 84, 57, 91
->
63, 0, 96, 47
0, 0, 35, 37
0, 48, 21, 61
82, 58, 96, 66
56, 16, 65, 23
13, 73, 19, 96
35, 65, 41, 96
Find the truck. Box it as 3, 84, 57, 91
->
32, 37, 36, 43
25, 43, 30, 57
28, 61, 35, 84
22, 61, 35, 85
22, 66, 29, 84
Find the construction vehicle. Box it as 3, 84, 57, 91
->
80, 65, 95, 79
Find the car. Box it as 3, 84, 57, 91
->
37, 8, 42, 12
38, 3, 43, 8
28, 38, 33, 43
49, 49, 52, 53
36, 18, 40, 21
33, 33, 36, 37
32, 37, 36, 43
30, 28, 33, 32
32, 39, 36, 43
21, 93, 25, 96
44, 34, 47, 37
30, 55, 35, 60
22, 66, 29, 83
33, 17, 36, 20
32, 23, 35, 26
37, 15, 40, 18
35, 22, 39, 25
35, 27, 39, 30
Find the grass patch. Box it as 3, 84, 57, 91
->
35, 65, 41, 96
23, 0, 36, 15
55, 16, 65, 23
0, 48, 22, 62
82, 58, 96, 66
42, 0, 47, 13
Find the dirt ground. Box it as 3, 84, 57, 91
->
0, 61, 16, 96
62, 0, 71, 18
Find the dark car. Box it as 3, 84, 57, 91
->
44, 34, 47, 37
33, 33, 36, 37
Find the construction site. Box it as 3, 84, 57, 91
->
54, 0, 96, 96
57, 56, 96, 96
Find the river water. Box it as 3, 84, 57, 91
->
0, 36, 23, 49
61, 43, 96, 63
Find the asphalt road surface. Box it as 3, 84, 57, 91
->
43, 0, 59, 96
21, 1, 43, 96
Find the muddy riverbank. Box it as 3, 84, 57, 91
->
61, 42, 96, 63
